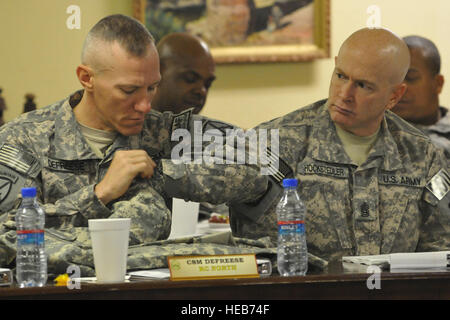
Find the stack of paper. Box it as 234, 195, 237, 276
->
342, 251, 450, 270
342, 254, 390, 267
389, 251, 450, 269
128, 269, 170, 280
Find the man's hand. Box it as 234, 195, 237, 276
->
94, 150, 156, 205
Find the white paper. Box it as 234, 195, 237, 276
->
128, 268, 170, 280
76, 275, 131, 283
168, 198, 200, 239
342, 251, 450, 270
342, 254, 390, 266
390, 251, 450, 269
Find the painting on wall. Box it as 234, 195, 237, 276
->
133, 0, 329, 63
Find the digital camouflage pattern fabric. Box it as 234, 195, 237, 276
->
0, 91, 269, 274
415, 107, 450, 161
0, 228, 327, 277
230, 99, 450, 263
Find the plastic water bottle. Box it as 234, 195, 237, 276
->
277, 178, 308, 276
16, 187, 47, 287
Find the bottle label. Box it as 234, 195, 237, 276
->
278, 220, 305, 235
17, 230, 44, 246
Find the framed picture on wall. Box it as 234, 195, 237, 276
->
133, 0, 330, 64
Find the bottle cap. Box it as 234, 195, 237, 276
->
282, 178, 298, 188
21, 187, 37, 198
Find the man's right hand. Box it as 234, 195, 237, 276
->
94, 150, 156, 205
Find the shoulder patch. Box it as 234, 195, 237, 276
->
0, 168, 27, 212
0, 177, 13, 203
202, 120, 235, 135
171, 108, 192, 133
426, 169, 450, 201
0, 144, 39, 177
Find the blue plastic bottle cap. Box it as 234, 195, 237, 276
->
21, 187, 37, 198
282, 178, 298, 188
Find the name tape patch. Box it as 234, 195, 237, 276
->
47, 158, 94, 174
300, 163, 349, 178
378, 174, 423, 187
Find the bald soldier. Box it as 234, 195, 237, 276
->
230, 28, 450, 263
152, 33, 216, 115
0, 15, 266, 269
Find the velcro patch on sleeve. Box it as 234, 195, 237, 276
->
262, 148, 293, 184
171, 108, 192, 133
0, 144, 38, 176
426, 169, 450, 201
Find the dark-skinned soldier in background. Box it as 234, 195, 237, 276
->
152, 32, 232, 219
152, 32, 216, 115
392, 35, 450, 160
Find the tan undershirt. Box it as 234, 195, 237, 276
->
78, 122, 117, 158
335, 125, 379, 166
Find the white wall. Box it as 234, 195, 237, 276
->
203, 0, 450, 128
0, 0, 449, 129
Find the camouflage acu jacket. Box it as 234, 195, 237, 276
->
416, 107, 450, 160
230, 99, 450, 262
0, 91, 268, 271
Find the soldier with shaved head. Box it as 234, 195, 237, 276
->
0, 15, 267, 274
231, 28, 450, 263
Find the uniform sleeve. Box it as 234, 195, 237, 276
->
155, 110, 270, 205
162, 159, 268, 204
417, 146, 450, 251
227, 121, 298, 243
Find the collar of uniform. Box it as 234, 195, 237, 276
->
426, 107, 450, 134
101, 133, 140, 163
363, 117, 403, 171
310, 102, 354, 165
53, 92, 140, 161
52, 95, 99, 160
310, 102, 403, 171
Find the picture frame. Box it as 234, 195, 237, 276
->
133, 0, 330, 64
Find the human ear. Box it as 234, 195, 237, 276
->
386, 83, 407, 111
435, 74, 444, 95
76, 65, 94, 92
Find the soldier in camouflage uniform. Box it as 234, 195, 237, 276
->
392, 35, 450, 159
230, 28, 450, 263
0, 14, 270, 276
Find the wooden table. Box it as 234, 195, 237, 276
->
1, 262, 449, 300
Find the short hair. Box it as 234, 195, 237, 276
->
403, 35, 441, 75
82, 14, 155, 63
